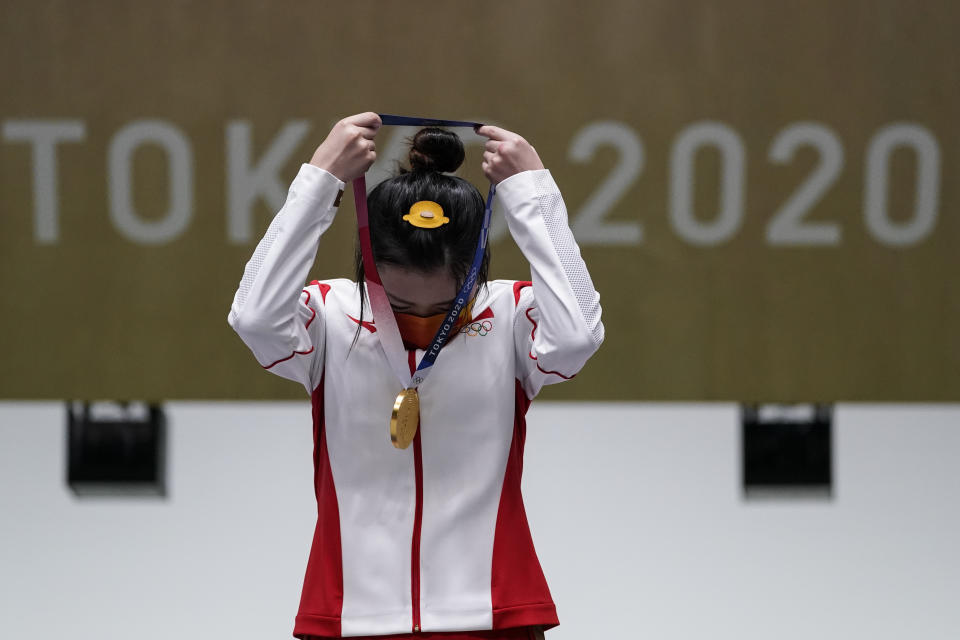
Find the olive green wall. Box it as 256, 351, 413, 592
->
1, 1, 957, 400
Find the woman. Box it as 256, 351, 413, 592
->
228, 112, 604, 640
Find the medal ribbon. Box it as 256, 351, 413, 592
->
353, 114, 495, 389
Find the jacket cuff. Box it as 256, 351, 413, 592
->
496, 169, 558, 209
290, 163, 346, 209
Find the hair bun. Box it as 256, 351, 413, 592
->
409, 127, 465, 173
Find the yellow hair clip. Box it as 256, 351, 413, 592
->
403, 201, 450, 229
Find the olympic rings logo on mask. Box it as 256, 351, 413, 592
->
459, 319, 493, 337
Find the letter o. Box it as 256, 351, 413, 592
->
108, 120, 193, 245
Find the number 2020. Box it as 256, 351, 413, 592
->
565, 120, 940, 248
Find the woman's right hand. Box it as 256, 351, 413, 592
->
309, 112, 382, 181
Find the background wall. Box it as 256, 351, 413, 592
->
1, 401, 958, 640
2, 0, 958, 400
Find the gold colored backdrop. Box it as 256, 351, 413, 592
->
1, 0, 957, 400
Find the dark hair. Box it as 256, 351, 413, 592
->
352, 127, 490, 348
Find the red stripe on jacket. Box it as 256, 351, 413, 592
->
490, 380, 560, 631
523, 304, 577, 381
293, 376, 344, 638
263, 285, 322, 369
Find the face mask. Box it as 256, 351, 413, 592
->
394, 301, 474, 351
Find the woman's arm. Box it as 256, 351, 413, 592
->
476, 125, 605, 398
227, 113, 381, 393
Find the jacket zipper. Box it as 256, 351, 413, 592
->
409, 350, 423, 633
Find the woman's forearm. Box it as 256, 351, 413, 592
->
227, 163, 343, 363
499, 168, 605, 376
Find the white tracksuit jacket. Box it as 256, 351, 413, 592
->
228, 163, 604, 638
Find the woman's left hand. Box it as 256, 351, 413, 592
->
475, 125, 545, 184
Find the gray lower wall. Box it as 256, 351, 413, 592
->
1, 402, 958, 639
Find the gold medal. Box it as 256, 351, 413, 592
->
390, 388, 420, 449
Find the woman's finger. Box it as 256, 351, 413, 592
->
475, 124, 513, 141
357, 125, 380, 140
345, 112, 382, 130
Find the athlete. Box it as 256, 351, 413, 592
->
228, 112, 604, 640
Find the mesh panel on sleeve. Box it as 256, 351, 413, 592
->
235, 210, 284, 309
533, 173, 604, 346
